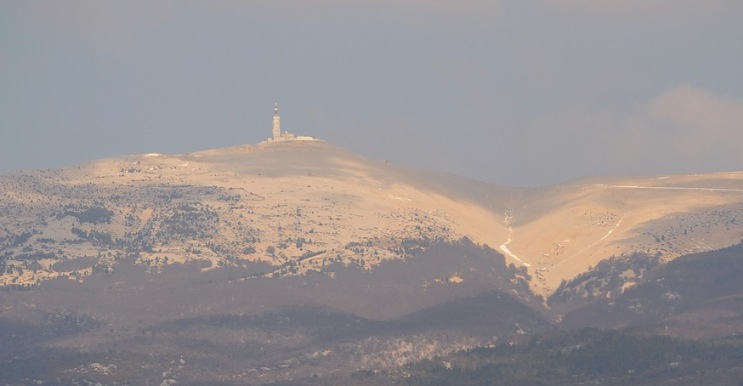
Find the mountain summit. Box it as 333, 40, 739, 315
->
2, 140, 743, 298
2, 140, 743, 384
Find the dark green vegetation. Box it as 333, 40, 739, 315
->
339, 242, 743, 386
379, 330, 743, 386
0, 241, 742, 385
0, 245, 741, 385
1, 165, 743, 385
557, 242, 743, 335
0, 241, 549, 385
550, 253, 661, 308
64, 205, 114, 224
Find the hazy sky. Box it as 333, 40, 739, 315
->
2, 1, 742, 186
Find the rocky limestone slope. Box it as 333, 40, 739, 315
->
2, 141, 743, 296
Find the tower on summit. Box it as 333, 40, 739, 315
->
265, 101, 319, 143
272, 101, 281, 141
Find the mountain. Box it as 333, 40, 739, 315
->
3, 141, 743, 295
390, 243, 743, 386
557, 242, 743, 337
1, 141, 514, 290
1, 140, 743, 384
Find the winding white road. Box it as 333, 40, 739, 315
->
604, 184, 743, 193
499, 211, 531, 267
598, 218, 622, 242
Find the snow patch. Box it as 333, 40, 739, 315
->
499, 211, 531, 267
609, 185, 743, 193
599, 218, 622, 242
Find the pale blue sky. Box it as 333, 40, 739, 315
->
1, 1, 742, 186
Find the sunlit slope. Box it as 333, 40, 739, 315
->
0, 141, 515, 286
2, 141, 742, 297
505, 174, 743, 295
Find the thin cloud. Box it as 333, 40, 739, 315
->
547, 0, 736, 13
649, 84, 743, 138
525, 85, 743, 179
611, 84, 743, 172
197, 0, 499, 27
20, 0, 175, 53
203, 0, 498, 15
17, 1, 497, 54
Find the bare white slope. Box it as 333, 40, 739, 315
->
505, 174, 743, 294
2, 142, 743, 296
0, 142, 514, 286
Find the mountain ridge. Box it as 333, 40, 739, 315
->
2, 141, 743, 296
3, 140, 743, 384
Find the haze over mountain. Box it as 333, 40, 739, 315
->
3, 1, 743, 383
3, 140, 742, 297
2, 139, 743, 384
2, 1, 742, 186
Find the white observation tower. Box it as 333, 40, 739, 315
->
266, 101, 318, 143
272, 101, 281, 141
